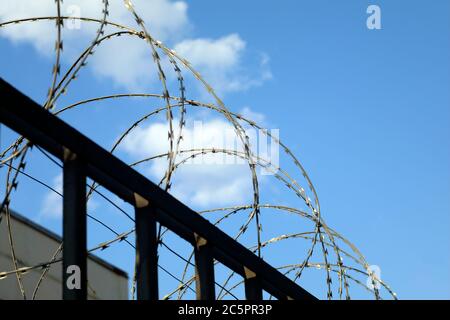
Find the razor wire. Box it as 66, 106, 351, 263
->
0, 0, 396, 300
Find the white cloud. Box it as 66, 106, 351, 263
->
118, 112, 271, 208
0, 0, 270, 92
174, 34, 245, 70
90, 36, 156, 90
0, 0, 189, 89
1, 1, 59, 52
0, 0, 189, 45
175, 35, 272, 94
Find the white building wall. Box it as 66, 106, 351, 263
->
0, 212, 128, 300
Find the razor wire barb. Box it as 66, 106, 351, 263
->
0, 0, 396, 300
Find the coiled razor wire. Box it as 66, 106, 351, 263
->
0, 1, 397, 300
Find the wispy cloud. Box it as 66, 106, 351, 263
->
175, 35, 272, 94
40, 174, 63, 219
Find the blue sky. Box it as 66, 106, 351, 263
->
0, 0, 449, 299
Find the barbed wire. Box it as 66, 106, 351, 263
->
0, 0, 396, 300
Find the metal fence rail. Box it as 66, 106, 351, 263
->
0, 78, 317, 301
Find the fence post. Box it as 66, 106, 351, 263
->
244, 267, 263, 300
62, 150, 87, 300
194, 234, 215, 300
135, 193, 159, 300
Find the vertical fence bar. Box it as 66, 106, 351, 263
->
194, 234, 215, 300
135, 194, 159, 300
244, 268, 263, 300
62, 150, 87, 300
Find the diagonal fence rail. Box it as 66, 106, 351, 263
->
0, 78, 317, 301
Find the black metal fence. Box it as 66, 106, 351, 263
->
0, 78, 317, 301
